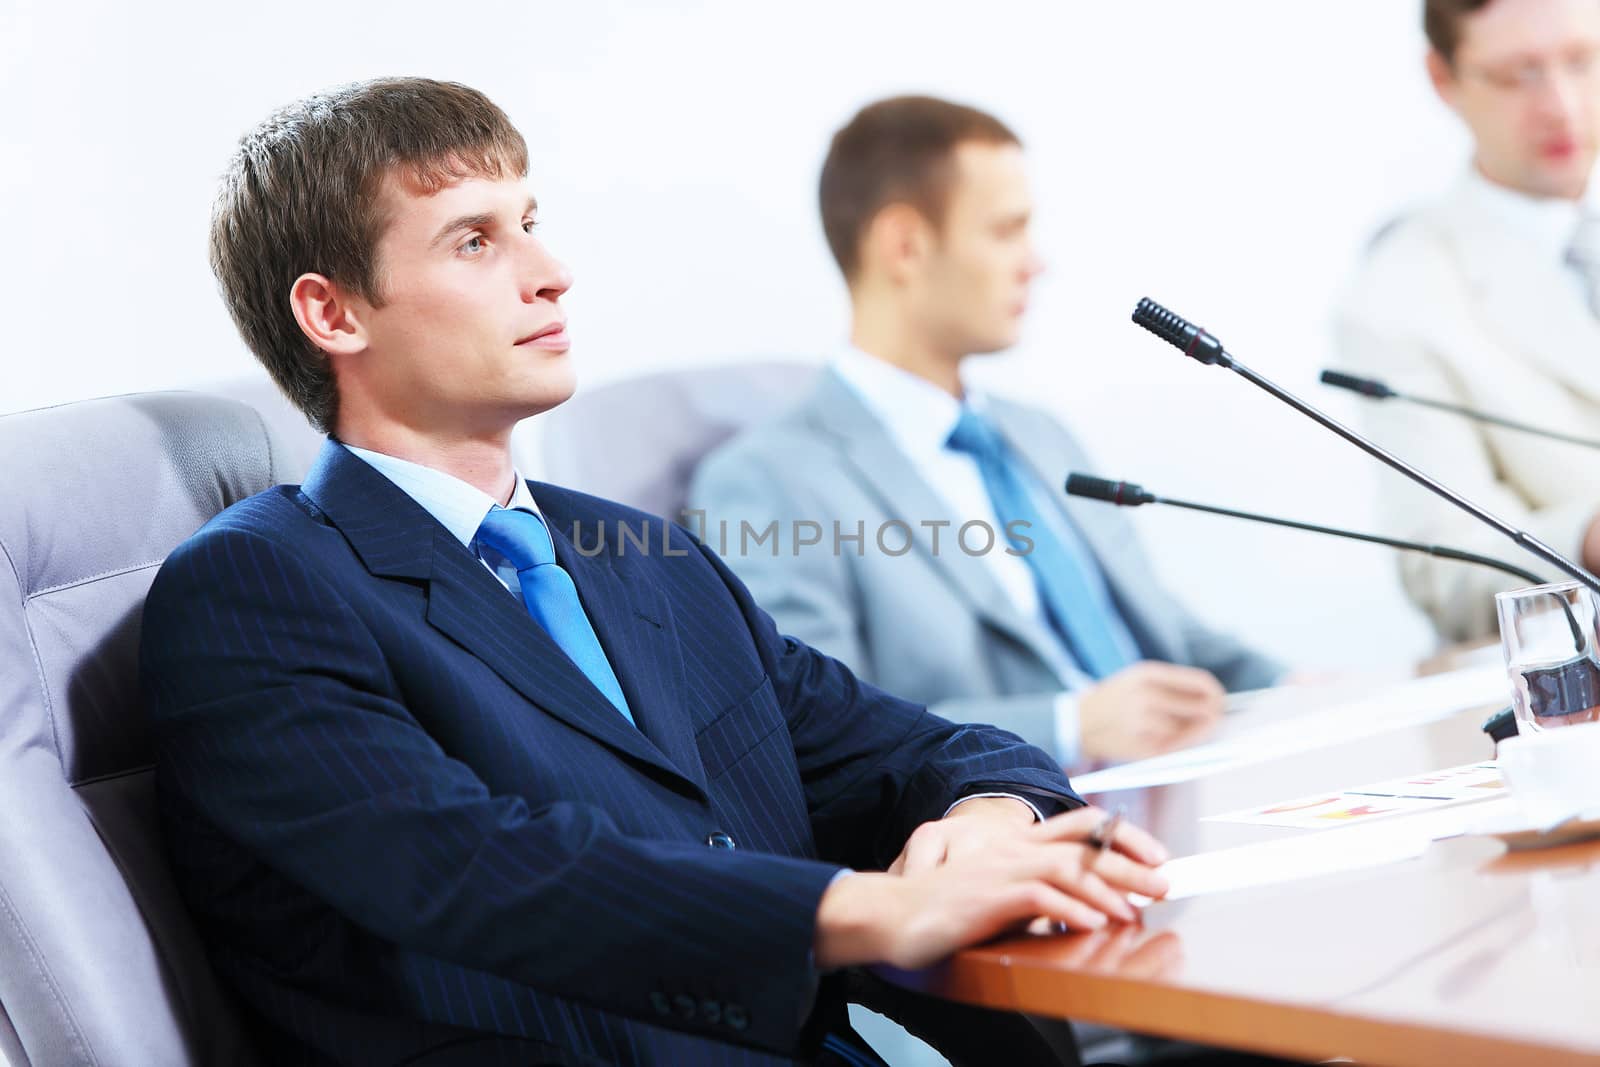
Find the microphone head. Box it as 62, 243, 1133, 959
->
1319, 369, 1395, 399
1132, 298, 1229, 366
1064, 474, 1154, 506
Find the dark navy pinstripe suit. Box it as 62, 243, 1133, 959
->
140, 441, 1081, 1066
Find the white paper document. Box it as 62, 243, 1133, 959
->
1138, 799, 1513, 903
1073, 662, 1507, 795
1203, 761, 1504, 829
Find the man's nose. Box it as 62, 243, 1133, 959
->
520, 241, 573, 303
1535, 64, 1589, 127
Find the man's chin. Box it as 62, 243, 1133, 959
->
1524, 156, 1597, 200
526, 364, 579, 414
968, 332, 1023, 357
525, 388, 576, 419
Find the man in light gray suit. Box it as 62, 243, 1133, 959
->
692, 96, 1283, 770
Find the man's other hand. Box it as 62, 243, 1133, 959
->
1079, 661, 1226, 763
815, 807, 1170, 972
887, 795, 1037, 876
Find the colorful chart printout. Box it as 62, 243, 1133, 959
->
1204, 762, 1503, 829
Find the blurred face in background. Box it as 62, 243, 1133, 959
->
1431, 0, 1600, 199
909, 141, 1045, 358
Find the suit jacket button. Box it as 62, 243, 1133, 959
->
706, 830, 737, 849
673, 993, 697, 1020
650, 992, 672, 1017
701, 999, 722, 1025
725, 1004, 749, 1031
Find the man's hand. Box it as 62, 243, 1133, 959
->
1078, 661, 1226, 763
815, 806, 1170, 972
887, 796, 1037, 876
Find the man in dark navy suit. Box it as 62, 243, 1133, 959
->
140, 78, 1170, 1066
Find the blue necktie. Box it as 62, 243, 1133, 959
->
475, 507, 636, 726
946, 409, 1134, 679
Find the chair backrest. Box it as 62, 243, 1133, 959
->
196, 373, 326, 483
539, 361, 820, 518
0, 392, 282, 1066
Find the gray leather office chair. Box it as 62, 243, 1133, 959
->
0, 392, 283, 1066
539, 361, 820, 519
199, 373, 326, 483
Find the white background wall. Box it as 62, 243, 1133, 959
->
5, 0, 1477, 669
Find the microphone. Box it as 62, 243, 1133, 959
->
1129, 297, 1600, 597
1065, 474, 1544, 586
1320, 370, 1600, 452
1062, 470, 1587, 713
1063, 473, 1583, 652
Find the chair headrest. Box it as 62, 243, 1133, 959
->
0, 390, 282, 782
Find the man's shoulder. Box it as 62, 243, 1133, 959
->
180, 484, 318, 549
984, 395, 1082, 452
145, 485, 343, 627
693, 393, 846, 492
531, 479, 669, 523
155, 483, 347, 585
1339, 192, 1470, 325
531, 480, 708, 556
1354, 180, 1485, 277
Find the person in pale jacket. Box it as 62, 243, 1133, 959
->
692, 96, 1284, 774
1336, 0, 1600, 641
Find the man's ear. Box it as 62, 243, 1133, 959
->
289, 272, 371, 358
862, 202, 936, 286
1426, 48, 1462, 114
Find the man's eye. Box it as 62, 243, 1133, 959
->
523, 219, 539, 234
461, 235, 485, 254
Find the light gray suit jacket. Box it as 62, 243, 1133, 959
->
689, 368, 1282, 758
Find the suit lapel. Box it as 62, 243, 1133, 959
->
807, 371, 1067, 666
988, 400, 1169, 659
1441, 196, 1600, 407
301, 443, 704, 797
533, 493, 708, 795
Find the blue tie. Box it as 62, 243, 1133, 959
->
946, 409, 1135, 679
475, 507, 636, 726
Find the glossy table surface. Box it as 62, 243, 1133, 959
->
910, 655, 1600, 1066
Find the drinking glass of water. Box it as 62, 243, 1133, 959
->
1496, 581, 1600, 734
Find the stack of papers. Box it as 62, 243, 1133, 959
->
1141, 795, 1516, 903
1204, 761, 1503, 829
1073, 662, 1507, 795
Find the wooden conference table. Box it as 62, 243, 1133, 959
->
906, 654, 1600, 1066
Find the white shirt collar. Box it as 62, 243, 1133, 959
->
343, 443, 541, 548
829, 345, 987, 459
1458, 165, 1600, 261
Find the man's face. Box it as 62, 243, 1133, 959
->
1435, 0, 1600, 199
912, 141, 1043, 357
345, 171, 575, 436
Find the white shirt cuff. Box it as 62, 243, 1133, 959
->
942, 792, 1047, 822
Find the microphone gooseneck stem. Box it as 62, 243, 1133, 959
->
1152, 496, 1547, 586
1064, 467, 1586, 652
1223, 357, 1600, 597
1402, 394, 1600, 451
1320, 369, 1600, 451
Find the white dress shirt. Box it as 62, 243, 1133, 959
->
1458, 167, 1599, 305
830, 347, 1119, 766
344, 443, 541, 602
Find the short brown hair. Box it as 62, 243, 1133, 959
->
819, 95, 1019, 282
209, 77, 529, 432
1424, 0, 1494, 63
